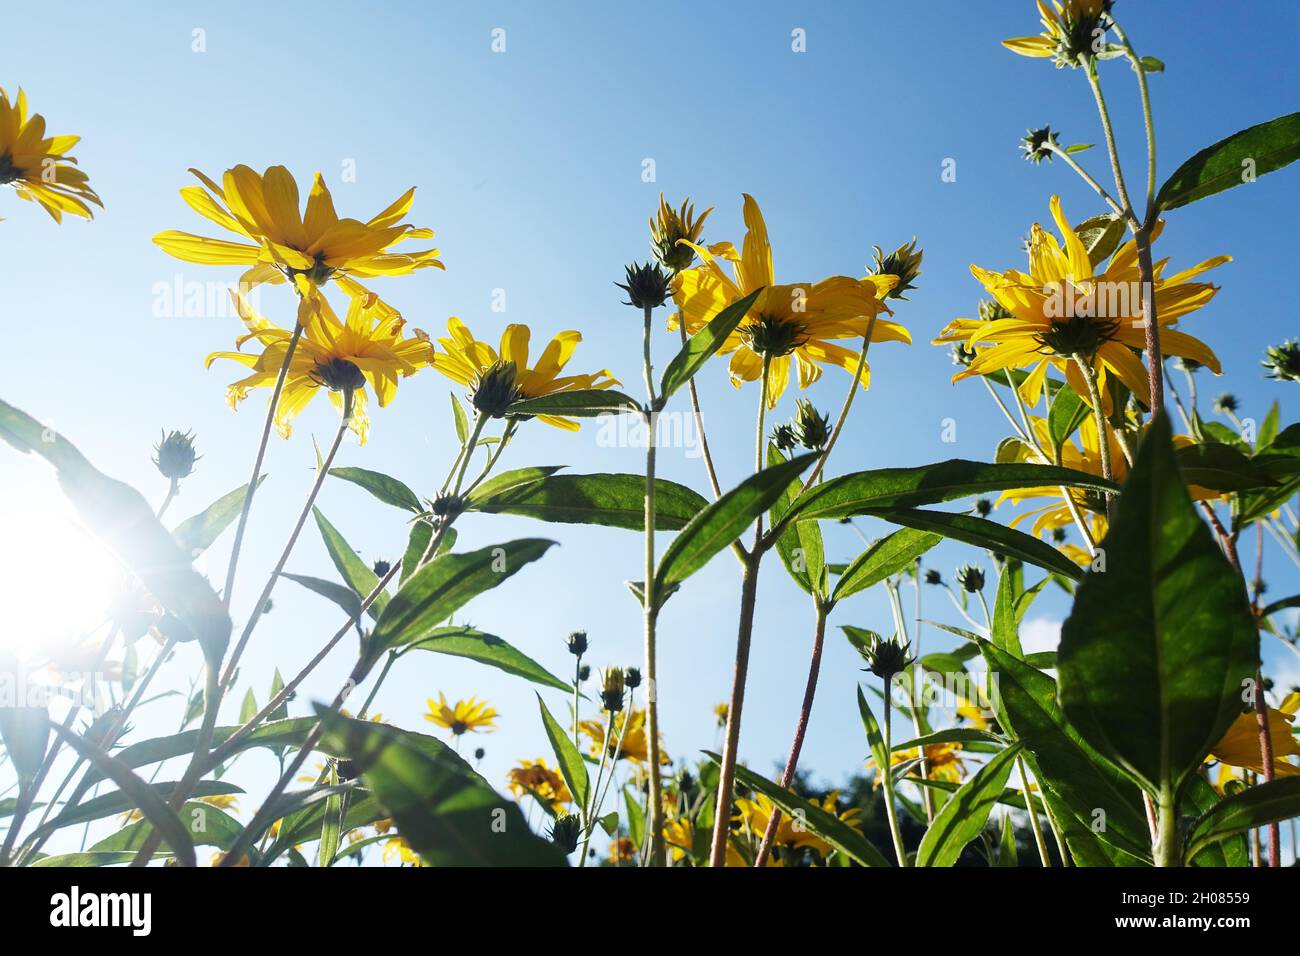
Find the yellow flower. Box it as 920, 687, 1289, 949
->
734, 791, 861, 860
0, 86, 101, 221
381, 832, 425, 866
936, 196, 1226, 409
608, 837, 637, 864
669, 194, 907, 408
429, 317, 620, 430
713, 702, 729, 727
505, 758, 572, 812
873, 741, 967, 785
579, 708, 669, 767
197, 794, 239, 814
650, 194, 713, 273
153, 164, 442, 295
1209, 693, 1300, 778
423, 692, 498, 736
206, 288, 430, 444
663, 816, 695, 863
1003, 0, 1113, 66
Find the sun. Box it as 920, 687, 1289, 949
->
0, 493, 120, 662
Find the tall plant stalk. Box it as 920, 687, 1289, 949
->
640, 301, 667, 867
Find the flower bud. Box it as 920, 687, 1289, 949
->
870, 239, 923, 300
956, 564, 985, 593
153, 429, 199, 481
617, 261, 673, 310
1262, 341, 1300, 383
625, 666, 642, 689
1020, 126, 1060, 164
792, 399, 831, 451
566, 630, 588, 657
549, 812, 582, 854
650, 195, 712, 273
471, 360, 520, 418
600, 667, 626, 713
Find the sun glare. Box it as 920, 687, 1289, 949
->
0, 495, 119, 660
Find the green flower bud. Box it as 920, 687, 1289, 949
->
956, 564, 985, 593
471, 360, 520, 418
617, 261, 673, 310
153, 429, 199, 481
870, 238, 923, 300
793, 399, 831, 451
1262, 340, 1300, 383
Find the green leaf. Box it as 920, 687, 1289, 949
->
870, 508, 1084, 581
508, 389, 640, 419
1184, 778, 1300, 863
0, 701, 48, 787
1074, 214, 1126, 269
408, 627, 572, 692
170, 478, 262, 556
318, 766, 343, 867
371, 539, 556, 655
1047, 383, 1091, 452
328, 467, 422, 513
1139, 55, 1165, 73
282, 572, 363, 621
768, 444, 826, 596
658, 288, 763, 400
313, 508, 388, 621
239, 688, 257, 725
450, 392, 469, 445
267, 669, 288, 722
1260, 594, 1300, 620
893, 728, 1005, 751
317, 710, 567, 866
657, 453, 816, 593
624, 788, 646, 849
991, 565, 1024, 656
48, 723, 197, 867
778, 460, 1116, 526
704, 752, 890, 867
400, 521, 434, 585
832, 527, 940, 602
1176, 442, 1277, 492
1065, 143, 1095, 154
916, 743, 1022, 867
980, 641, 1151, 860
1058, 413, 1258, 798
856, 686, 889, 775
465, 466, 565, 504
469, 473, 707, 531
1157, 112, 1300, 210
87, 801, 242, 855
0, 399, 231, 663
536, 695, 590, 812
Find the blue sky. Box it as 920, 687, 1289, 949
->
3, 1, 1298, 853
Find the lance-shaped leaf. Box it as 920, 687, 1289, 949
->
408, 627, 572, 692
703, 752, 890, 867
1058, 412, 1258, 799
916, 743, 1022, 867
658, 288, 762, 400
856, 686, 889, 773
1156, 112, 1300, 210
768, 444, 826, 596
1184, 778, 1300, 863
317, 710, 567, 866
312, 507, 387, 620
775, 460, 1116, 527
0, 399, 230, 663
282, 572, 363, 621
465, 466, 565, 504
0, 701, 48, 788
1175, 442, 1277, 492
88, 801, 243, 854
328, 467, 422, 513
508, 389, 641, 419
49, 723, 197, 866
833, 527, 940, 602
469, 473, 707, 531
868, 508, 1084, 581
1075, 213, 1126, 268
657, 453, 816, 593
537, 694, 590, 811
1047, 383, 1090, 453
980, 641, 1151, 860
371, 539, 556, 654
171, 477, 263, 555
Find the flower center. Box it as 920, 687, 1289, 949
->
742, 315, 807, 357
0, 152, 21, 185
450, 721, 468, 736
309, 358, 366, 392
1034, 315, 1119, 359
288, 255, 336, 285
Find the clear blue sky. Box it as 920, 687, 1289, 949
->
3, 0, 1297, 850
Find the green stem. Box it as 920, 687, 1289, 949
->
1017, 755, 1052, 867
640, 302, 667, 868
882, 683, 909, 867
1153, 785, 1180, 867
1072, 354, 1116, 519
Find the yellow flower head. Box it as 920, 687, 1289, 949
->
153, 164, 443, 296
0, 86, 101, 221
381, 832, 425, 866
734, 791, 860, 859
608, 837, 638, 864
1003, 0, 1114, 67
579, 708, 669, 767
1209, 692, 1300, 779
505, 758, 573, 812
423, 692, 498, 736
935, 195, 1227, 410
206, 288, 430, 444
429, 317, 620, 430
650, 194, 713, 273
872, 741, 967, 785
670, 194, 907, 408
